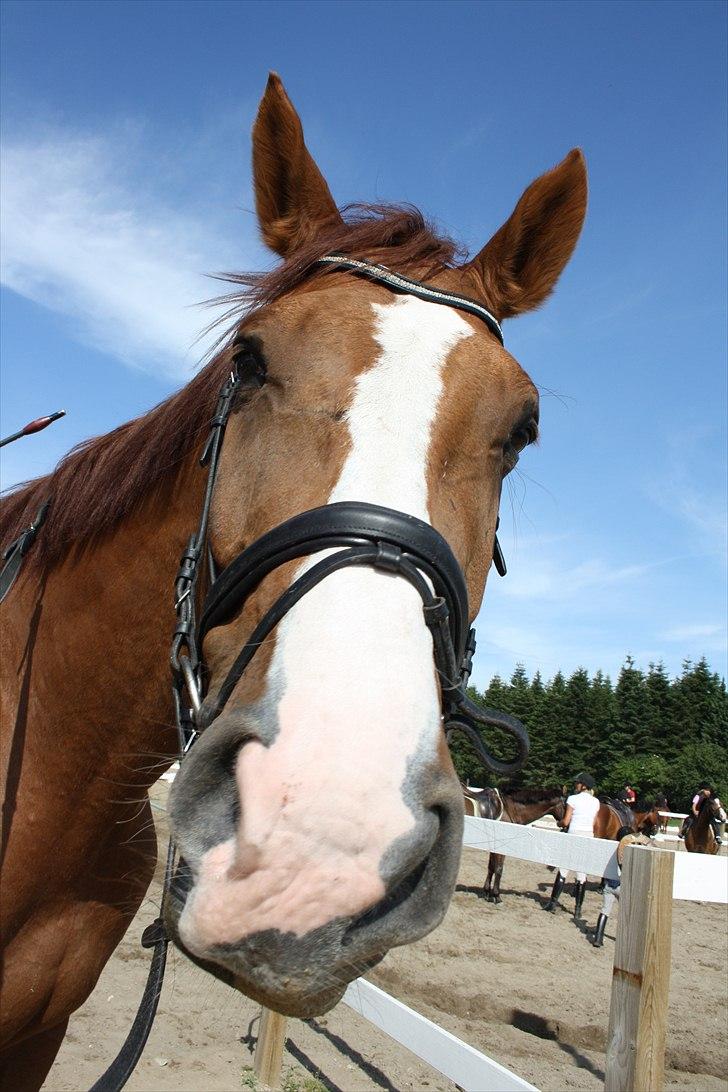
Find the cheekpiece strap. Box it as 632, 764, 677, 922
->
316, 255, 504, 344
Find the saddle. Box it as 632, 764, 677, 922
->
605, 798, 635, 829
462, 785, 504, 821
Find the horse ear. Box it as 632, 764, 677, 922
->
252, 73, 343, 257
466, 150, 588, 319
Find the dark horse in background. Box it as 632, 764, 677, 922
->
685, 796, 725, 855
463, 786, 566, 903
0, 74, 587, 1090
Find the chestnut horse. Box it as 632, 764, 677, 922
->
685, 796, 725, 855
0, 74, 587, 1089
463, 787, 566, 902
594, 799, 660, 840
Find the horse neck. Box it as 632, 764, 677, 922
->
695, 800, 713, 830
3, 451, 203, 795
504, 796, 560, 823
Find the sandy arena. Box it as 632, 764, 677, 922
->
42, 784, 727, 1092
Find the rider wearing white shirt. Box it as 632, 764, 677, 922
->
565, 786, 601, 834
544, 773, 599, 918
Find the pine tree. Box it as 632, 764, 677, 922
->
531, 671, 545, 702
535, 671, 572, 787
499, 664, 536, 788
674, 658, 728, 749
645, 661, 676, 758
565, 667, 592, 774
509, 664, 534, 722
615, 655, 651, 756
589, 670, 620, 786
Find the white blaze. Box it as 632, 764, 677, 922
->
180, 296, 473, 947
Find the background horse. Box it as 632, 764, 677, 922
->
594, 799, 660, 840
463, 787, 566, 903
685, 796, 725, 855
0, 74, 587, 1090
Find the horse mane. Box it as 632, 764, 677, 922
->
502, 787, 563, 804
0, 203, 463, 570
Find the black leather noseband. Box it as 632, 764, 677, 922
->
196, 500, 528, 774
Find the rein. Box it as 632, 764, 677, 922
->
30, 257, 531, 1091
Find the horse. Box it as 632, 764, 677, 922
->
463, 786, 566, 902
632, 802, 662, 837
593, 798, 660, 840
0, 73, 587, 1090
685, 796, 725, 855
654, 792, 670, 834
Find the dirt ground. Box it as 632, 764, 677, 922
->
43, 785, 727, 1092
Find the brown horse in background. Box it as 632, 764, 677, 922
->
594, 799, 660, 840
685, 796, 725, 855
0, 74, 587, 1089
463, 787, 566, 902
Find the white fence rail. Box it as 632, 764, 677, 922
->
464, 814, 620, 878
342, 978, 537, 1092
465, 816, 728, 903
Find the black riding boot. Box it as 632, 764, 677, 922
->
573, 881, 586, 920
590, 913, 608, 947
544, 874, 565, 912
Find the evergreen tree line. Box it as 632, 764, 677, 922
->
451, 656, 727, 810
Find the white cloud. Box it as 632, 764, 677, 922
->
659, 624, 724, 646
659, 623, 725, 642
643, 430, 728, 555
491, 533, 658, 602
0, 132, 259, 378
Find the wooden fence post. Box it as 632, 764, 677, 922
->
605, 844, 674, 1092
253, 1006, 287, 1090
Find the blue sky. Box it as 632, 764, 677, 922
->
1, 0, 726, 686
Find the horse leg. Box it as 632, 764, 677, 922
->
483, 853, 495, 900
491, 854, 504, 904
1, 798, 157, 1089
0, 1021, 68, 1092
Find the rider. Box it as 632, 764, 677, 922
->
678, 783, 723, 844
544, 773, 600, 919
589, 828, 650, 948
620, 783, 636, 806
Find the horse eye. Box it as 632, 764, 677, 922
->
232, 343, 266, 388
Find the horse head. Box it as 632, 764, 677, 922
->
635, 804, 661, 837
551, 794, 568, 825
700, 795, 725, 823
166, 74, 587, 1016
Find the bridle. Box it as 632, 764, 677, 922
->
169, 255, 526, 771
91, 255, 530, 1091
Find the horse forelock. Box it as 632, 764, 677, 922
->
0, 203, 465, 572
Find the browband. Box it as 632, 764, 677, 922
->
316, 256, 504, 344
